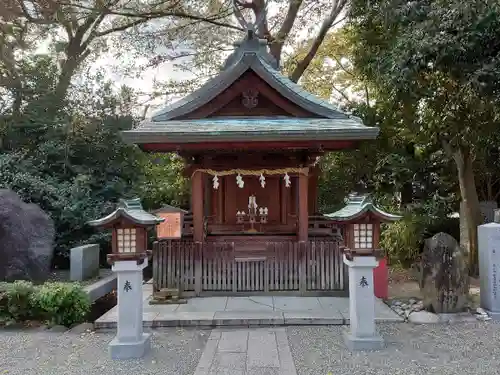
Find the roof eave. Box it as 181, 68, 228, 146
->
88, 208, 165, 227
324, 205, 402, 223
121, 127, 380, 145
150, 54, 253, 122
250, 58, 344, 119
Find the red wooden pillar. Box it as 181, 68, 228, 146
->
191, 170, 204, 295
192, 171, 204, 242
298, 171, 309, 241
298, 171, 309, 293
372, 221, 388, 299
308, 167, 318, 214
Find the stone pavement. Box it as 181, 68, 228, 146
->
193, 328, 296, 375
95, 283, 403, 329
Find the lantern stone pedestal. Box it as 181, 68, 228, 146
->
109, 258, 150, 360
478, 210, 500, 320
343, 253, 385, 351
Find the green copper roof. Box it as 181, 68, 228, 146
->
324, 194, 402, 222
121, 30, 379, 146
88, 198, 164, 227
122, 118, 378, 144
148, 52, 350, 122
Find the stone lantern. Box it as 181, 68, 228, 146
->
88, 198, 164, 360
324, 193, 402, 299
89, 198, 164, 263
325, 193, 401, 351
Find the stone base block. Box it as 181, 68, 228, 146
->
149, 298, 187, 305
342, 327, 385, 351
485, 310, 500, 321
109, 333, 151, 360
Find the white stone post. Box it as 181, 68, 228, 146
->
109, 258, 150, 359
478, 210, 500, 320
343, 254, 384, 350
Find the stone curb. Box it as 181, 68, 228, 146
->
94, 314, 403, 330
83, 274, 117, 303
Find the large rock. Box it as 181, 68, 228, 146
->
0, 189, 55, 282
419, 232, 469, 313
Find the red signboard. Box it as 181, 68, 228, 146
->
157, 212, 183, 239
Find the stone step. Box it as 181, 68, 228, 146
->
149, 298, 187, 306
154, 288, 180, 298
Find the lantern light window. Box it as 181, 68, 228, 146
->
354, 223, 373, 249
117, 228, 137, 253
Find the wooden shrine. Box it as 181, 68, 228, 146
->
121, 3, 380, 296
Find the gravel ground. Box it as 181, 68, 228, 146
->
4, 323, 500, 375
1, 327, 209, 375
287, 322, 500, 375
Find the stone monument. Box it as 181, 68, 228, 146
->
88, 198, 164, 359
478, 210, 500, 320
0, 189, 55, 282
419, 232, 469, 313
70, 244, 100, 281
343, 248, 385, 350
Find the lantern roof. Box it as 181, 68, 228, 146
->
324, 193, 402, 222
152, 204, 188, 214
88, 198, 164, 227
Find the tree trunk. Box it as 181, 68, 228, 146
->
455, 147, 482, 276
54, 56, 81, 105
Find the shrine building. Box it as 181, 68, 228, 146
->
122, 12, 386, 297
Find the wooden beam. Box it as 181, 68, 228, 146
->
280, 178, 288, 224
308, 167, 319, 214
217, 176, 225, 223
298, 169, 309, 241
192, 170, 204, 242
373, 221, 381, 248
140, 140, 356, 153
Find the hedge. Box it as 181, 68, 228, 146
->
0, 280, 91, 327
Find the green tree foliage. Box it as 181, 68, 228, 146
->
0, 55, 187, 264
139, 153, 189, 211
295, 29, 457, 216
347, 0, 500, 272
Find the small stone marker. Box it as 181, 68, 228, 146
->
478, 210, 500, 320
70, 244, 100, 281
343, 250, 384, 350
419, 232, 469, 313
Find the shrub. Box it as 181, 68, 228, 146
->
35, 282, 91, 326
380, 215, 426, 267
0, 281, 91, 327
0, 280, 38, 322
380, 196, 459, 267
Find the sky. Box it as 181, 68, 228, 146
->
28, 1, 347, 118
83, 1, 330, 117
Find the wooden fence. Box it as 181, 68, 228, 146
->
152, 238, 347, 296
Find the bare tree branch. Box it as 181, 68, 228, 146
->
331, 55, 354, 77
57, 1, 242, 32
331, 84, 353, 104
289, 0, 348, 82
17, 0, 55, 25
269, 0, 303, 64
